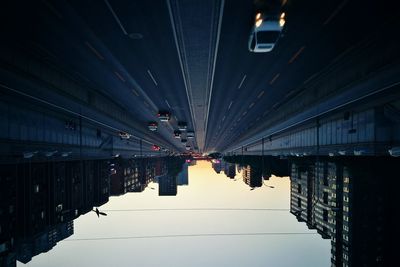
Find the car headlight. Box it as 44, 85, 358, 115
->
256, 13, 261, 20
255, 18, 263, 27
279, 18, 285, 27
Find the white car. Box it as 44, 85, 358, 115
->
119, 131, 132, 139
187, 131, 195, 139
248, 12, 285, 53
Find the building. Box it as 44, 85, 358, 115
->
224, 163, 236, 179
289, 161, 315, 227
313, 161, 331, 239
212, 160, 222, 173
158, 175, 177, 196
177, 163, 189, 185
242, 165, 262, 188
290, 158, 397, 267
110, 159, 140, 195
0, 158, 113, 266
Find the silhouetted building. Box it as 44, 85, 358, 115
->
133, 158, 157, 192
224, 163, 236, 179
243, 165, 262, 188
0, 165, 17, 267
212, 160, 222, 173
290, 162, 315, 227
328, 162, 344, 267
0, 159, 111, 266
16, 221, 73, 264
154, 159, 167, 177
313, 162, 331, 239
177, 163, 189, 185
290, 158, 398, 267
158, 175, 177, 196
110, 159, 140, 195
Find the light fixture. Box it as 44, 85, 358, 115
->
279, 18, 285, 27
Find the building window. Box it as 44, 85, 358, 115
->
343, 234, 348, 241
297, 198, 301, 208
297, 184, 302, 193
34, 184, 40, 193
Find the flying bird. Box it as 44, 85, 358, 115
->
93, 208, 107, 217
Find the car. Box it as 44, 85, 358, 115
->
157, 111, 171, 122
187, 131, 195, 138
148, 121, 158, 131
178, 121, 187, 131
119, 131, 132, 139
174, 130, 181, 138
152, 145, 160, 151
248, 11, 285, 52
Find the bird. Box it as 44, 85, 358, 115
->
93, 208, 107, 217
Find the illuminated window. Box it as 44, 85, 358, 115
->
34, 184, 40, 193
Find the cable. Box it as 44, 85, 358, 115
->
102, 208, 289, 212
66, 232, 317, 242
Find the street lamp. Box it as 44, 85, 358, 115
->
263, 181, 275, 188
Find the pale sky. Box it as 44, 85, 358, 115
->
22, 160, 330, 267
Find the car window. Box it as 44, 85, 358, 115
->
257, 31, 280, 44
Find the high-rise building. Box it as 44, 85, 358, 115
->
243, 165, 262, 188
158, 175, 177, 196
177, 163, 188, 185
212, 161, 222, 173
290, 159, 396, 267
290, 162, 315, 228
328, 162, 343, 267
224, 163, 236, 179
313, 161, 331, 239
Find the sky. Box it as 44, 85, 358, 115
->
21, 160, 330, 267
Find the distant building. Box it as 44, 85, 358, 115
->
177, 163, 188, 185
243, 165, 262, 188
212, 161, 222, 173
16, 221, 73, 264
158, 175, 177, 196
224, 163, 236, 179
110, 159, 140, 195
